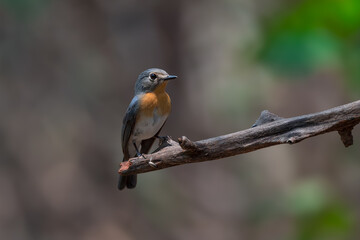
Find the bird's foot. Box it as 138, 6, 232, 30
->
156, 135, 171, 146
136, 152, 146, 159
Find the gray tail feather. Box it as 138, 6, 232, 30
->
118, 137, 157, 191
117, 175, 137, 190
117, 175, 126, 190
118, 155, 137, 190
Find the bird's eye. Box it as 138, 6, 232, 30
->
149, 73, 157, 80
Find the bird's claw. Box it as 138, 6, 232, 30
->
156, 135, 171, 146
136, 153, 146, 159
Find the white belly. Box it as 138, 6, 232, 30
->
127, 110, 168, 157
132, 109, 168, 143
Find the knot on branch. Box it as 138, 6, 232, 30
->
178, 136, 199, 151
252, 110, 282, 127
286, 137, 296, 144
338, 126, 354, 147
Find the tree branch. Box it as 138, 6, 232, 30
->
119, 100, 360, 176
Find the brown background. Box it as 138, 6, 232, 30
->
0, 0, 359, 239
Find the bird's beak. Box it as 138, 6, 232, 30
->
163, 75, 177, 81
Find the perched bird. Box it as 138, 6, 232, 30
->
118, 68, 177, 190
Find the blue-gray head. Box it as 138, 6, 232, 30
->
135, 68, 177, 94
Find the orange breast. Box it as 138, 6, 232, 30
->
138, 83, 171, 119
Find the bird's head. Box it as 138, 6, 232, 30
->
135, 68, 177, 94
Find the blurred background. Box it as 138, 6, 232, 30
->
0, 0, 360, 239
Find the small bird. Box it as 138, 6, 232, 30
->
118, 68, 177, 190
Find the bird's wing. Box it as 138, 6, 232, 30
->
121, 96, 140, 160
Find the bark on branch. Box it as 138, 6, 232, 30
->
119, 100, 360, 176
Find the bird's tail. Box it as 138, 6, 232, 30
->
118, 137, 156, 190
118, 157, 137, 190
117, 174, 137, 190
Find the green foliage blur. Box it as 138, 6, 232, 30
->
259, 0, 360, 91
286, 180, 355, 240
256, 1, 359, 239
0, 0, 47, 19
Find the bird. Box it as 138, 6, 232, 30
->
118, 68, 177, 190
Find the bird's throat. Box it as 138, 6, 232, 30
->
154, 82, 168, 94
139, 83, 171, 118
